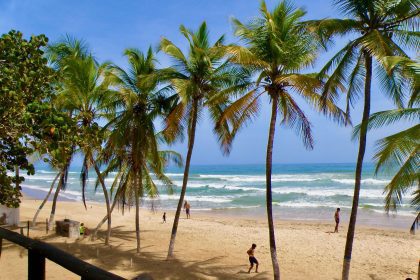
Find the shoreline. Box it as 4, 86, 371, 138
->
1, 198, 418, 279
22, 187, 416, 231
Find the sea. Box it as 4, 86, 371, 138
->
21, 163, 417, 229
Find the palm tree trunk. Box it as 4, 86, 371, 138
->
15, 166, 20, 190
266, 93, 280, 280
135, 171, 142, 253
48, 173, 63, 230
342, 53, 372, 280
32, 172, 60, 226
409, 212, 419, 234
92, 160, 112, 245
167, 100, 199, 259
91, 187, 121, 240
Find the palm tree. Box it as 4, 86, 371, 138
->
160, 22, 250, 259
218, 2, 346, 279
353, 57, 419, 232
104, 47, 179, 253
371, 108, 419, 224
90, 144, 182, 240
32, 125, 76, 227
49, 37, 115, 245
306, 2, 419, 278
32, 172, 59, 226
47, 154, 72, 230
32, 148, 68, 226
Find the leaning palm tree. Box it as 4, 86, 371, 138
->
160, 22, 250, 259
32, 148, 69, 226
49, 37, 115, 245
47, 152, 73, 230
217, 2, 346, 279
104, 47, 179, 253
306, 1, 419, 278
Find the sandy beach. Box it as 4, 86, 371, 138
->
0, 198, 418, 280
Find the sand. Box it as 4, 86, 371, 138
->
0, 199, 418, 280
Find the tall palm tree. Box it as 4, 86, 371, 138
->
160, 22, 250, 259
353, 57, 419, 232
49, 37, 115, 245
306, 1, 419, 278
104, 48, 179, 253
218, 2, 346, 279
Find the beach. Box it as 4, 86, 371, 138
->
0, 198, 418, 280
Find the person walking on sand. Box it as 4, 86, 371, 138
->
334, 208, 340, 233
183, 200, 191, 219
247, 243, 259, 273
163, 212, 166, 223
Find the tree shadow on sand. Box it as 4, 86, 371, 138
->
0, 225, 270, 279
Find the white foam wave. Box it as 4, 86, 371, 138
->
145, 194, 233, 203
24, 175, 59, 180
22, 185, 82, 201
171, 181, 263, 192
332, 178, 390, 185
273, 201, 351, 208
272, 187, 385, 198
198, 173, 349, 183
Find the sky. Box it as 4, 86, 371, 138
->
0, 0, 413, 165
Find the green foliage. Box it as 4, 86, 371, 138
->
0, 30, 58, 207
46, 36, 115, 207
306, 0, 419, 116
160, 22, 251, 154
219, 0, 346, 151
358, 106, 420, 213
103, 48, 179, 205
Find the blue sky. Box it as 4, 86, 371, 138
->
0, 0, 411, 165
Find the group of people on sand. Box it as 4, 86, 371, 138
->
162, 200, 191, 223
161, 201, 342, 274
245, 208, 341, 274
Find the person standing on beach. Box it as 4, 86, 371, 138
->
334, 208, 340, 233
183, 201, 191, 219
163, 212, 166, 223
247, 243, 259, 273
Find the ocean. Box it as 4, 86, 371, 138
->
21, 163, 416, 229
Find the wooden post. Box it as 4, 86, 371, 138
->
20, 227, 23, 235
28, 249, 45, 280
27, 220, 30, 237
46, 219, 49, 234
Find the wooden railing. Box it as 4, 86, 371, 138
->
0, 226, 126, 280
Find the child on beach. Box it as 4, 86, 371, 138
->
79, 223, 89, 236
163, 212, 166, 223
334, 208, 340, 233
247, 243, 259, 273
